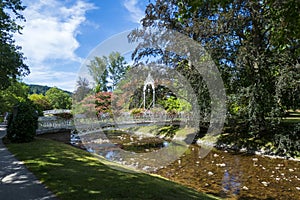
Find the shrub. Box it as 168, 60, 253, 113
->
130, 108, 144, 118
7, 101, 38, 143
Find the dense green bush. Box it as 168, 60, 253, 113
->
7, 101, 38, 143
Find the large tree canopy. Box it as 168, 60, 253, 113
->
0, 80, 29, 114
88, 52, 128, 92
129, 0, 300, 137
45, 87, 72, 109
0, 0, 29, 89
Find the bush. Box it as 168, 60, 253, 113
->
130, 108, 144, 118
7, 101, 38, 143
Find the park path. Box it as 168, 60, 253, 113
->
0, 125, 57, 200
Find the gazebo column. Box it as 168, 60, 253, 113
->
153, 88, 155, 108
143, 89, 146, 109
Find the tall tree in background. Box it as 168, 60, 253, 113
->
88, 52, 128, 92
0, 0, 29, 89
73, 77, 92, 102
88, 56, 108, 92
130, 0, 300, 139
107, 52, 128, 91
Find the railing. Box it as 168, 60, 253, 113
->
37, 117, 74, 132
37, 112, 207, 134
43, 109, 71, 115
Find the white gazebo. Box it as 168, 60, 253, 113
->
143, 73, 155, 109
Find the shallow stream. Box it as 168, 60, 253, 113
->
71, 130, 300, 199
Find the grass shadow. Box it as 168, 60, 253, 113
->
6, 138, 218, 200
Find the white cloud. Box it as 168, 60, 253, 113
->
123, 0, 144, 23
16, 0, 95, 64
14, 0, 96, 91
24, 67, 78, 92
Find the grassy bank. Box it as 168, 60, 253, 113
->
122, 125, 197, 139
6, 138, 218, 200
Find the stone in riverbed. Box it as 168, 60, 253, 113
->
261, 181, 269, 187
213, 153, 219, 157
242, 186, 249, 190
208, 171, 214, 176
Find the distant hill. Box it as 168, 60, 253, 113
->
28, 84, 72, 96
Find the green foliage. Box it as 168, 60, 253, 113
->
45, 87, 72, 109
28, 84, 72, 96
28, 84, 51, 95
0, 80, 29, 114
272, 123, 300, 158
6, 101, 38, 143
158, 125, 180, 138
87, 52, 128, 92
107, 52, 128, 91
88, 56, 108, 92
130, 108, 144, 117
0, 0, 29, 89
160, 96, 191, 112
217, 121, 300, 158
28, 93, 52, 114
131, 0, 300, 143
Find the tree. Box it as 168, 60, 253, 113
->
88, 56, 109, 92
94, 91, 112, 118
107, 52, 128, 91
0, 0, 29, 89
45, 87, 72, 109
87, 51, 128, 92
73, 91, 112, 119
28, 93, 52, 113
28, 84, 52, 95
160, 96, 191, 113
0, 80, 29, 114
6, 101, 38, 143
73, 77, 92, 102
129, 0, 300, 140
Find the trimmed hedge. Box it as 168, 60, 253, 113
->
7, 101, 38, 143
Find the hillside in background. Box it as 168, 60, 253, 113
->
28, 84, 72, 96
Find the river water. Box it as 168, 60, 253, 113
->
155, 145, 300, 199
72, 130, 300, 199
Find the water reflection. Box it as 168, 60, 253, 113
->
74, 130, 190, 172
163, 141, 169, 147
104, 151, 115, 160
221, 157, 242, 196
222, 170, 241, 195
156, 145, 300, 200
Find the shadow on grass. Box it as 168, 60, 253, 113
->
6, 138, 217, 200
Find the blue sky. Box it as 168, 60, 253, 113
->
15, 0, 148, 92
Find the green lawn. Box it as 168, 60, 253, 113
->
6, 138, 218, 200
